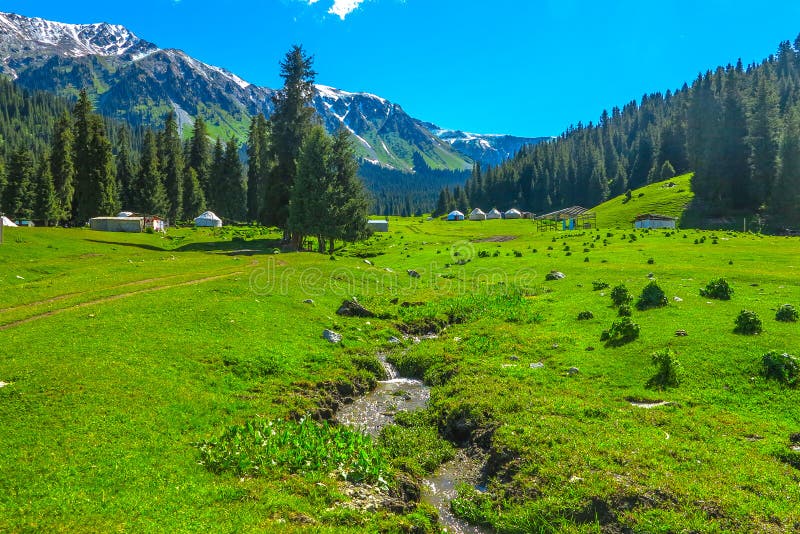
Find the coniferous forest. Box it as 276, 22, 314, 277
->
0, 46, 370, 250
434, 37, 800, 230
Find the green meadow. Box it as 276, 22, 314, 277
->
2, 179, 799, 532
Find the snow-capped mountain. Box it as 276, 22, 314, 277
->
0, 11, 543, 171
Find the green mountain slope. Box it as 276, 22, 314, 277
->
592, 174, 694, 228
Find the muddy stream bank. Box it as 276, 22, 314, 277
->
336, 357, 487, 534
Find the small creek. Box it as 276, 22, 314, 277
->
336, 357, 487, 534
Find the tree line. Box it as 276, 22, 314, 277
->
0, 46, 370, 250
435, 35, 800, 228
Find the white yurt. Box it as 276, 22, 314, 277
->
117, 211, 134, 218
194, 211, 223, 227
1, 215, 18, 227
486, 208, 502, 220
447, 210, 465, 221
504, 208, 523, 219
469, 208, 486, 221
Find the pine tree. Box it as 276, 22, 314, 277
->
771, 108, 800, 227
289, 125, 330, 250
209, 138, 225, 213
246, 114, 270, 221
51, 112, 75, 222
4, 147, 35, 218
34, 153, 58, 225
88, 116, 119, 217
161, 111, 184, 221
218, 138, 246, 220
660, 160, 676, 180
328, 127, 369, 250
115, 125, 137, 211
263, 45, 317, 236
134, 129, 167, 215
188, 116, 211, 200
0, 160, 6, 211
434, 188, 449, 216
749, 75, 780, 207
182, 167, 206, 219
71, 89, 93, 221
720, 69, 751, 210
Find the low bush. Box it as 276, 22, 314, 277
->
610, 284, 632, 307
700, 278, 734, 300
734, 310, 763, 335
636, 281, 668, 311
618, 304, 632, 317
577, 311, 594, 320
602, 317, 640, 347
647, 348, 683, 389
776, 304, 799, 322
761, 351, 799, 386
592, 280, 609, 291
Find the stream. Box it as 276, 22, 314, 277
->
337, 357, 487, 534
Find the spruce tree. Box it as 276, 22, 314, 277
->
71, 89, 93, 221
134, 129, 168, 215
328, 127, 369, 250
749, 76, 780, 207
34, 153, 58, 225
263, 45, 317, 237
88, 116, 119, 217
660, 160, 676, 180
289, 125, 330, 250
115, 125, 137, 211
51, 112, 75, 222
209, 138, 225, 213
188, 116, 211, 200
161, 111, 184, 221
434, 188, 449, 216
720, 69, 751, 210
4, 147, 35, 219
246, 113, 270, 221
182, 167, 206, 219
771, 109, 800, 227
218, 138, 246, 220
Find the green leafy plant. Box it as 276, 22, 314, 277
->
592, 280, 609, 291
761, 351, 799, 386
647, 348, 683, 389
197, 417, 389, 484
618, 304, 632, 317
636, 281, 668, 311
610, 284, 632, 306
700, 278, 734, 300
734, 309, 763, 335
577, 311, 594, 320
601, 317, 640, 347
776, 304, 799, 323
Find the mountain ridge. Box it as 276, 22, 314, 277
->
0, 10, 546, 171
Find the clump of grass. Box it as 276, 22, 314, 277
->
618, 304, 632, 317
776, 304, 799, 323
380, 411, 454, 476
636, 281, 668, 311
577, 311, 594, 320
648, 348, 683, 389
610, 284, 632, 306
601, 317, 640, 347
761, 351, 799, 386
700, 278, 734, 300
734, 310, 763, 335
197, 418, 389, 484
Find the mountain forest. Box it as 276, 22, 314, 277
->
434, 37, 800, 230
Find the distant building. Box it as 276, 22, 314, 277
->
634, 214, 677, 229
469, 208, 486, 221
90, 217, 144, 233
504, 208, 523, 219
367, 219, 389, 232
194, 211, 223, 228
486, 208, 502, 220
447, 210, 465, 221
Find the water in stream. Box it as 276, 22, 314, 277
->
337, 357, 487, 534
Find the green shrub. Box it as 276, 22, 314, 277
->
577, 311, 594, 320
734, 310, 763, 335
700, 278, 734, 300
592, 280, 609, 291
636, 281, 668, 311
776, 304, 799, 322
197, 418, 388, 483
761, 351, 799, 386
610, 284, 632, 307
477, 250, 490, 258
647, 348, 683, 389
618, 304, 632, 317
602, 317, 640, 347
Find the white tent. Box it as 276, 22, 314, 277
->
117, 211, 134, 218
486, 208, 502, 220
194, 211, 223, 227
504, 208, 523, 219
1, 216, 18, 227
447, 210, 465, 221
469, 208, 486, 221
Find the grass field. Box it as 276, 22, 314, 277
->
1, 210, 799, 532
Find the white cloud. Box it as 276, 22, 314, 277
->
305, 0, 367, 20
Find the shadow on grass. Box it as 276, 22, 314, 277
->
85, 238, 284, 254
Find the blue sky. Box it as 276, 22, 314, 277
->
5, 1, 800, 137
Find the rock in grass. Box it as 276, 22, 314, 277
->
545, 270, 565, 281
323, 329, 343, 343
530, 362, 545, 369
363, 259, 373, 265
387, 336, 401, 344
675, 330, 688, 337
303, 299, 314, 305
407, 269, 421, 278
567, 367, 580, 376
336, 299, 375, 318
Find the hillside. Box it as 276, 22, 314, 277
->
592, 173, 694, 228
